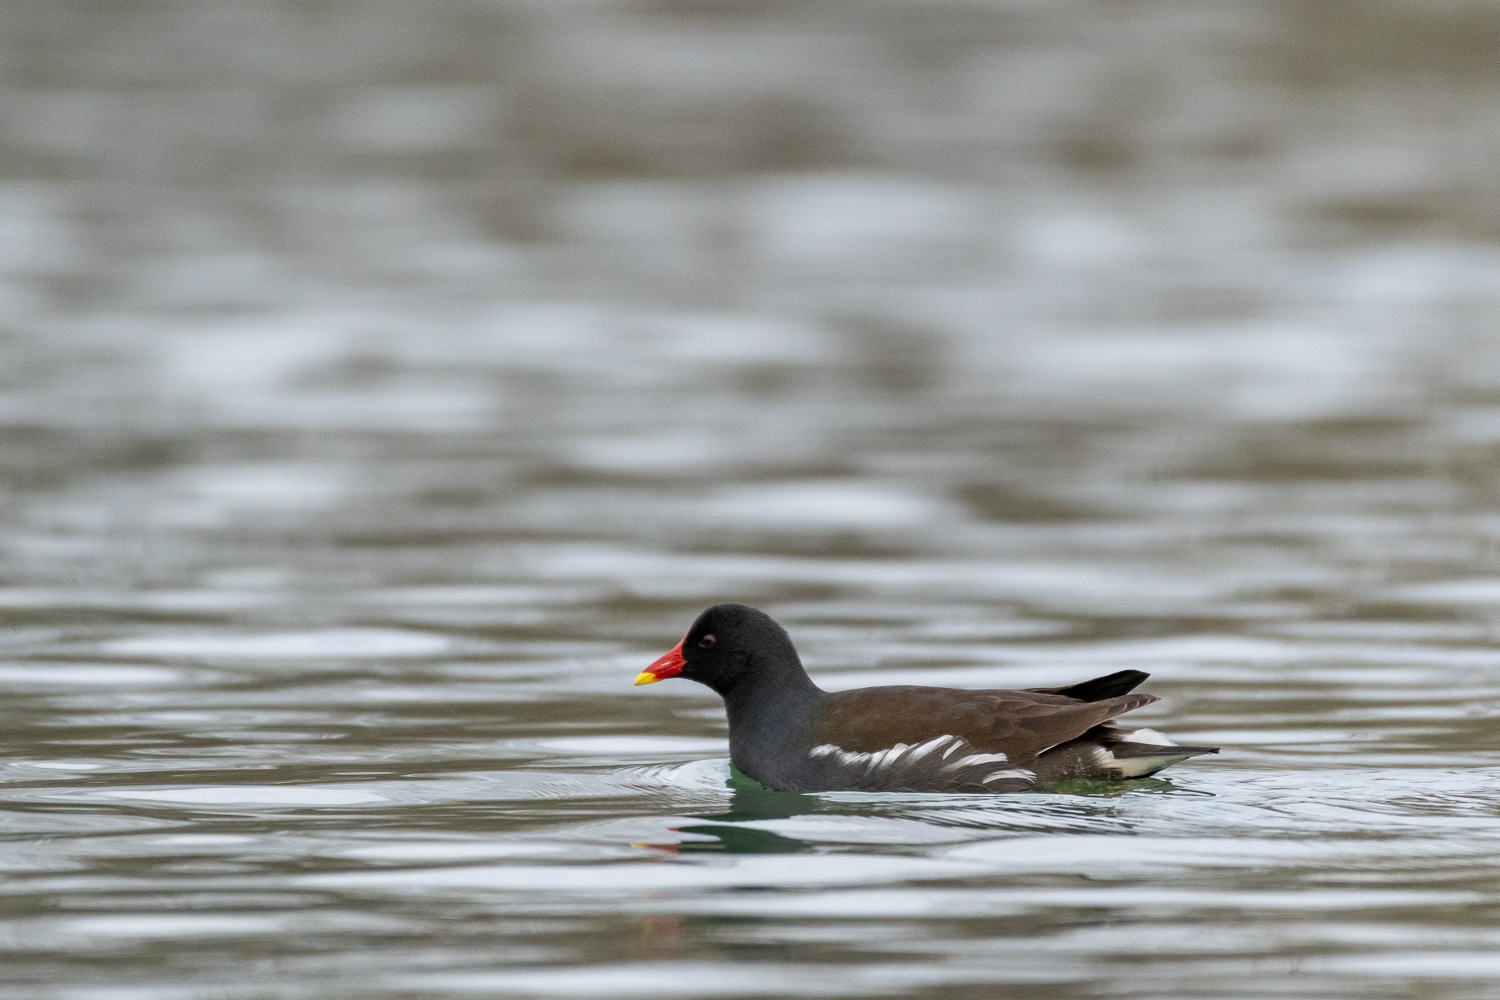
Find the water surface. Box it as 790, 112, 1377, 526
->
5, 2, 1500, 997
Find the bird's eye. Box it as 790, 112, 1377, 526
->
698, 634, 716, 648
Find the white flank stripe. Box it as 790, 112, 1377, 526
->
956, 752, 1009, 767
810, 737, 1034, 790
905, 736, 949, 764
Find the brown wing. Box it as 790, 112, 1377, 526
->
812, 685, 1159, 767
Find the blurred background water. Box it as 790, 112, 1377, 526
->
5, 1, 1500, 997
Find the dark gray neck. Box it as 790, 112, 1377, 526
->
723, 680, 823, 787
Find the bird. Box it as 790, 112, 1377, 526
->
635, 603, 1217, 793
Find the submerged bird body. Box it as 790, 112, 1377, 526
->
637, 603, 1216, 793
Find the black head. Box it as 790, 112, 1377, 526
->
636, 603, 815, 699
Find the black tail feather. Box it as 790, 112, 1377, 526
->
1034, 669, 1151, 703
1110, 742, 1219, 760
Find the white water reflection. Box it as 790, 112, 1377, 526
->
99, 629, 456, 660
95, 786, 391, 807
700, 482, 955, 530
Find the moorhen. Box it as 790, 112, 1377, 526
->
636, 603, 1217, 793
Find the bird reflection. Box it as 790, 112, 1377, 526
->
637, 769, 1197, 855
639, 767, 820, 854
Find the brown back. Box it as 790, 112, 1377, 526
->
812, 685, 1160, 766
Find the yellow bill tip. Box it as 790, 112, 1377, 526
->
633, 670, 662, 686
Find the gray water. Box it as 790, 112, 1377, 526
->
6, 2, 1500, 997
